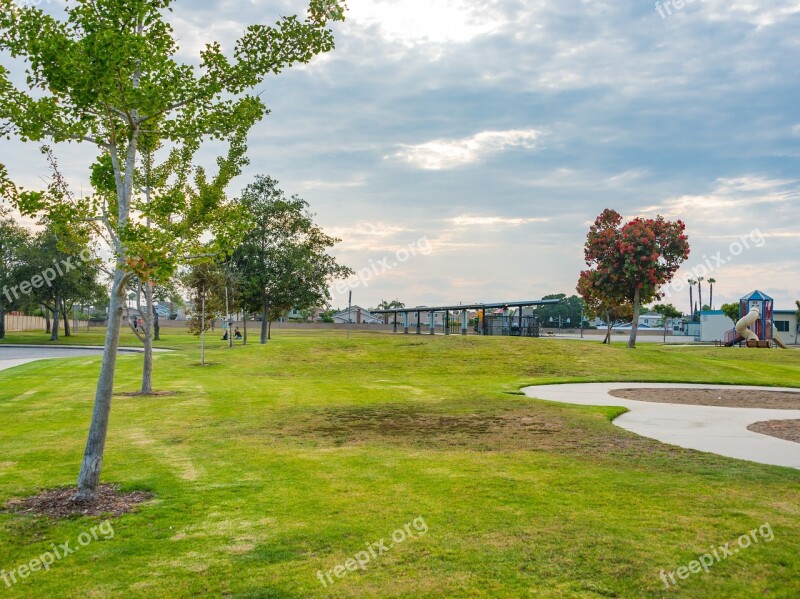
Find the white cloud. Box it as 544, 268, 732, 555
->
448, 216, 550, 227
658, 176, 799, 216
392, 129, 542, 170
346, 0, 506, 46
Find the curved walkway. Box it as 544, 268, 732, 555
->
521, 382, 800, 469
0, 345, 154, 373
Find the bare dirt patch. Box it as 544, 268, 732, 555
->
282, 403, 698, 460
3, 484, 153, 519
748, 420, 800, 444
609, 388, 800, 409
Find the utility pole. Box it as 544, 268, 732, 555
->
200, 285, 206, 367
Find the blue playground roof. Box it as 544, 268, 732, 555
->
741, 290, 773, 301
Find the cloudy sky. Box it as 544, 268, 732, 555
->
2, 0, 799, 312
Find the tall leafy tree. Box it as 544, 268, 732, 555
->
577, 275, 632, 344
721, 302, 740, 325
0, 205, 31, 339
234, 176, 352, 344
578, 209, 690, 349
0, 0, 346, 501
651, 303, 682, 342
14, 227, 104, 340
534, 293, 584, 329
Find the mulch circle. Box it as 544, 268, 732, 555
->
609, 388, 800, 410
3, 484, 154, 519
748, 420, 800, 444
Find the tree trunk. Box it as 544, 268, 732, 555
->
627, 288, 641, 349
689, 286, 694, 321
44, 305, 51, 334
243, 312, 247, 346
140, 282, 154, 395
153, 303, 160, 341
698, 283, 703, 312
74, 269, 127, 501
61, 299, 70, 337
50, 300, 60, 341
260, 294, 270, 344
0, 304, 5, 340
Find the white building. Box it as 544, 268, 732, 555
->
773, 310, 799, 345
699, 310, 735, 342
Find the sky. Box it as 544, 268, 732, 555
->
1, 0, 799, 313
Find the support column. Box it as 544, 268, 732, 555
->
429, 311, 435, 335
445, 311, 450, 335
416, 311, 421, 335
518, 307, 523, 336
461, 309, 467, 336
481, 308, 487, 336
404, 312, 409, 334
393, 312, 398, 333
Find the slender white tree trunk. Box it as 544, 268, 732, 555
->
74, 269, 127, 501
74, 124, 138, 501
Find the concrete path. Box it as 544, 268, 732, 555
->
521, 382, 800, 469
0, 345, 151, 373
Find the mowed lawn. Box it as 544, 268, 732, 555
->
1, 331, 799, 598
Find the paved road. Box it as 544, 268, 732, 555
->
0, 346, 145, 372
522, 382, 800, 469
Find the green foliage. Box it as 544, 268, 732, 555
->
652, 303, 682, 320
535, 293, 584, 327
233, 176, 353, 318
721, 302, 741, 324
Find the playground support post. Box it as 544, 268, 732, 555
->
462, 309, 468, 336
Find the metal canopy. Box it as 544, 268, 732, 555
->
371, 299, 561, 314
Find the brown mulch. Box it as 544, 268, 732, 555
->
3, 484, 154, 519
609, 388, 800, 410
115, 391, 179, 397
748, 420, 800, 444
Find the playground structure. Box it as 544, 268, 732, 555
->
725, 290, 789, 349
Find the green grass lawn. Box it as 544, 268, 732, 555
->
1, 331, 799, 598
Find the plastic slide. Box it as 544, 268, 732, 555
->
772, 324, 789, 349
735, 308, 761, 342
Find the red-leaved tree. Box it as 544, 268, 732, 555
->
578, 209, 690, 348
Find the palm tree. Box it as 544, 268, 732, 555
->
707, 278, 716, 310
688, 278, 696, 319
696, 276, 704, 313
